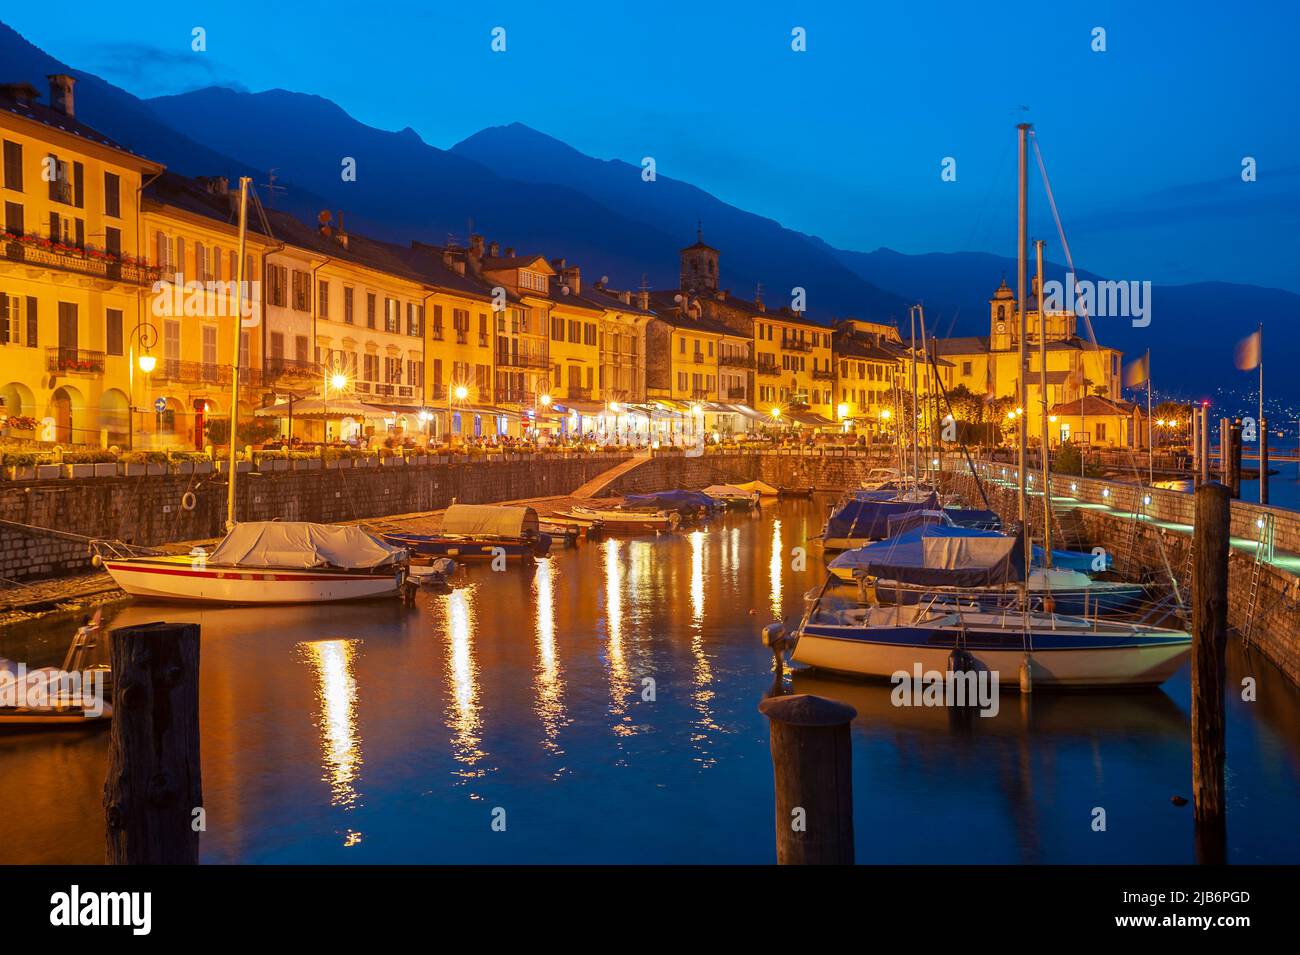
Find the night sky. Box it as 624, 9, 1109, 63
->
8, 0, 1297, 292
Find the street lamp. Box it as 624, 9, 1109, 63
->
126, 321, 159, 450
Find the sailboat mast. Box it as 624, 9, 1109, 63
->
910, 305, 920, 483
225, 176, 251, 531
917, 304, 930, 480
1036, 239, 1052, 567
1017, 123, 1030, 523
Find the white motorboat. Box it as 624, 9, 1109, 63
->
97, 522, 407, 604
556, 506, 679, 533
701, 484, 760, 508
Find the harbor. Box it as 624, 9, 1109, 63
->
3, 490, 1299, 864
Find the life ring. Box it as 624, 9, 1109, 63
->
181, 491, 198, 511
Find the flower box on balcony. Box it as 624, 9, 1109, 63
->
36, 464, 61, 480
93, 462, 117, 478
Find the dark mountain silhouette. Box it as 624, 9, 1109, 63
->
451, 123, 911, 320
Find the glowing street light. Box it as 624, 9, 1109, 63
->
453, 385, 469, 401
330, 372, 349, 392
138, 352, 157, 374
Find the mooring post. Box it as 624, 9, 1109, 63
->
1259, 417, 1269, 505
1229, 418, 1243, 499
1191, 484, 1229, 864
758, 693, 856, 865
104, 622, 203, 865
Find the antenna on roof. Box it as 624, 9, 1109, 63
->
639, 273, 649, 292
259, 168, 286, 208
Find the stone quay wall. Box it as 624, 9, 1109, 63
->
0, 453, 629, 583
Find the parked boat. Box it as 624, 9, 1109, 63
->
620, 490, 718, 518
822, 494, 941, 550
555, 506, 679, 534
1, 615, 112, 728
860, 467, 903, 490
826, 524, 1147, 615
787, 582, 1191, 689
96, 522, 407, 604
701, 484, 760, 509
383, 504, 552, 563
735, 480, 780, 498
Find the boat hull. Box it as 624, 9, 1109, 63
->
103, 558, 402, 604
382, 534, 549, 561
792, 622, 1191, 688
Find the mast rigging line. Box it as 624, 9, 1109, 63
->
1029, 131, 1099, 350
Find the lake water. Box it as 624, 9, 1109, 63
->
2, 497, 1298, 864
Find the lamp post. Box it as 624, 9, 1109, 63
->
323, 369, 348, 443
450, 384, 468, 446
536, 391, 552, 444
126, 321, 159, 451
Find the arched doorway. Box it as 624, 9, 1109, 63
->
99, 389, 130, 448
1, 381, 35, 422
48, 386, 81, 444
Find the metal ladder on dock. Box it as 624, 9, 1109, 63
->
1120, 490, 1145, 579
1242, 513, 1275, 648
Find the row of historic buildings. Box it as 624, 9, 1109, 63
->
1, 75, 1137, 450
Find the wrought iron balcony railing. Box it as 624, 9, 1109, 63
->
46, 348, 105, 374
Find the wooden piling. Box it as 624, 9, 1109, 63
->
1259, 417, 1269, 505
1191, 484, 1229, 864
1218, 417, 1230, 486
758, 693, 856, 865
104, 622, 203, 865
1229, 419, 1243, 499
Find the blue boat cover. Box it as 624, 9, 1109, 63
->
825, 493, 940, 541
621, 490, 716, 512
943, 507, 1003, 530
828, 524, 1027, 586
1034, 545, 1111, 572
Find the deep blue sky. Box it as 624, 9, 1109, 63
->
9, 1, 1298, 291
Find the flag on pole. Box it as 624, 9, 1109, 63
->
1234, 328, 1261, 371
1123, 351, 1150, 389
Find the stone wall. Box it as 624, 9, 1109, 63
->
0, 454, 628, 581
604, 447, 896, 495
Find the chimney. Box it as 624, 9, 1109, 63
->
551, 257, 566, 271
619, 290, 632, 305
756, 300, 766, 312
47, 74, 75, 118
335, 210, 349, 249
470, 234, 485, 259
204, 177, 230, 196
561, 265, 580, 295
488, 241, 500, 257
504, 247, 514, 258
637, 290, 650, 310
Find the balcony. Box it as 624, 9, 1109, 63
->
812, 367, 835, 381
46, 348, 105, 374
756, 363, 781, 378
265, 358, 318, 381
692, 352, 705, 364
4, 237, 160, 286
149, 359, 263, 388
690, 389, 711, 401
567, 386, 592, 400
496, 350, 549, 370
497, 389, 538, 405
727, 386, 747, 400
781, 338, 813, 353
371, 383, 416, 401
719, 352, 754, 368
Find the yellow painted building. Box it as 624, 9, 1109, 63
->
831, 319, 905, 433
138, 173, 271, 449
1, 76, 163, 447
937, 277, 1124, 447
544, 259, 603, 405
753, 311, 835, 424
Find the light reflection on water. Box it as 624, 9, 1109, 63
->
0, 496, 1298, 864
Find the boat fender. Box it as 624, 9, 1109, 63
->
181, 491, 197, 511
948, 648, 973, 673
1019, 654, 1034, 693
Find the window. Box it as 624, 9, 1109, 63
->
363, 353, 379, 382
519, 270, 547, 292
568, 320, 580, 343
267, 264, 287, 307
103, 172, 120, 218
1096, 422, 1107, 441
385, 356, 402, 383
295, 335, 309, 363
319, 280, 329, 319
105, 226, 121, 258
551, 316, 564, 341
385, 298, 400, 333
366, 293, 376, 329
478, 313, 489, 347
407, 360, 423, 388
431, 305, 444, 340
961, 361, 972, 376
105, 309, 123, 356
407, 303, 423, 336
164, 319, 181, 367
0, 294, 17, 344
202, 325, 218, 368
343, 286, 354, 323
291, 270, 311, 312
584, 323, 597, 346
2, 140, 21, 192
4, 201, 22, 235
270, 331, 285, 360
194, 242, 209, 281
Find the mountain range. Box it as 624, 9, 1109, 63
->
1, 19, 1295, 403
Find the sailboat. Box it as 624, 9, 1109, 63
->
94, 179, 408, 605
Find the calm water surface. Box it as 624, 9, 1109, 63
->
2, 497, 1298, 864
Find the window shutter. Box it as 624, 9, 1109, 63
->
73, 162, 84, 207
74, 218, 84, 249
47, 154, 58, 201
1, 293, 9, 344
26, 297, 36, 347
